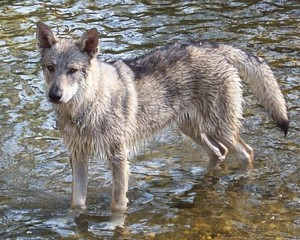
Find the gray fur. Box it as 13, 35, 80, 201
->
36, 22, 289, 212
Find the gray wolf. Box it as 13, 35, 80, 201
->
36, 22, 289, 212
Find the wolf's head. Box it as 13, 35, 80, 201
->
36, 22, 99, 104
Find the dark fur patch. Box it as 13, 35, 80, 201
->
124, 41, 222, 80
124, 42, 193, 79
246, 52, 265, 64
278, 120, 289, 136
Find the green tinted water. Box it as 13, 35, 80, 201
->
0, 1, 299, 239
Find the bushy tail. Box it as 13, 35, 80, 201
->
220, 45, 289, 135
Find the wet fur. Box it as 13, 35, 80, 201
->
36, 22, 289, 212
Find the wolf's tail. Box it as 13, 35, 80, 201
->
219, 45, 289, 135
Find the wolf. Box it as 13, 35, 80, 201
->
36, 22, 289, 212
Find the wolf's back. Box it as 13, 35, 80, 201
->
219, 45, 289, 135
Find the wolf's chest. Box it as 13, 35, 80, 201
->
57, 119, 110, 157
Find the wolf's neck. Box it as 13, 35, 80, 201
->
53, 99, 86, 120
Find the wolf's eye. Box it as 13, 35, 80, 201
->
68, 68, 78, 74
47, 65, 55, 72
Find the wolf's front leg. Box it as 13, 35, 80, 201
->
110, 146, 129, 213
70, 153, 89, 209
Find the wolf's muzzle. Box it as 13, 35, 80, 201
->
48, 85, 63, 103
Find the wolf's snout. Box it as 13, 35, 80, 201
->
48, 86, 63, 103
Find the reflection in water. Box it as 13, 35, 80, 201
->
0, 0, 299, 239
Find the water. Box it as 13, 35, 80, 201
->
0, 0, 299, 239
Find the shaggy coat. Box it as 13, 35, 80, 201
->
36, 22, 289, 212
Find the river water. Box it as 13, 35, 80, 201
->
0, 0, 299, 239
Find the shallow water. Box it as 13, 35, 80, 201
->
0, 0, 299, 239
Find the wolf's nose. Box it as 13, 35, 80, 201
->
48, 86, 63, 103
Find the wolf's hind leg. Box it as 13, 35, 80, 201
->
200, 133, 228, 169
227, 136, 254, 171
178, 124, 228, 169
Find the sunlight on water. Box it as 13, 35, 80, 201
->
0, 0, 299, 239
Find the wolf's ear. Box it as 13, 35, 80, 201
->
36, 22, 58, 52
76, 28, 99, 58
